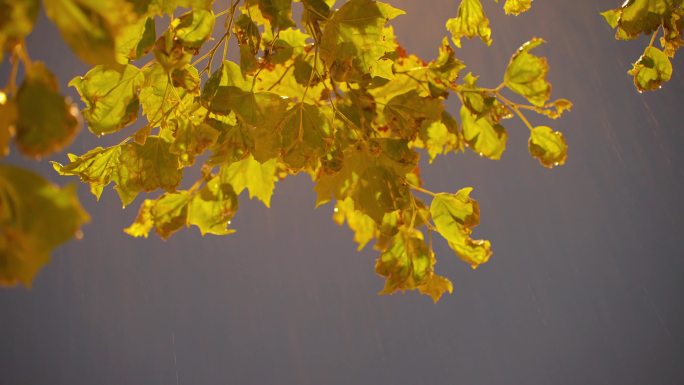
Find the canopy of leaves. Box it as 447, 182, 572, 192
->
603, 0, 683, 91
1, 0, 571, 300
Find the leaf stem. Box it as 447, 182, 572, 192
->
266, 59, 295, 91
222, 0, 240, 61
496, 92, 534, 130
406, 181, 437, 197
648, 25, 661, 48
301, 46, 319, 101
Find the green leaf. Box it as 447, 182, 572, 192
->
431, 37, 466, 84
136, 17, 157, 58
52, 146, 123, 199
268, 28, 311, 64
44, 0, 138, 65
209, 87, 289, 161
125, 174, 238, 239
139, 63, 198, 123
629, 46, 673, 91
206, 113, 252, 164
315, 139, 416, 225
601, 9, 621, 28
320, 0, 404, 82
383, 90, 443, 140
0, 0, 39, 62
252, 0, 295, 31
421, 119, 461, 163
115, 136, 182, 206
14, 62, 80, 157
418, 275, 455, 303
172, 9, 215, 50
528, 126, 568, 168
352, 165, 411, 224
134, 191, 191, 239
504, 38, 551, 107
280, 103, 331, 170
333, 197, 377, 250
123, 199, 155, 237
430, 188, 492, 269
70, 64, 144, 135
375, 228, 453, 302
234, 13, 261, 57
460, 105, 507, 160
202, 61, 250, 102
187, 177, 238, 236
152, 29, 192, 71
219, 155, 277, 207
0, 164, 89, 287
315, 139, 417, 207
115, 16, 156, 62
209, 87, 287, 125
446, 0, 492, 47
254, 58, 326, 103
168, 118, 219, 166
55, 136, 182, 207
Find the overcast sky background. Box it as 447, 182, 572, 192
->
2, 1, 684, 384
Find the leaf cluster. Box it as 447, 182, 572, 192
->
2, 0, 571, 300
602, 0, 684, 91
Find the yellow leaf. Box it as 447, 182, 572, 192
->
629, 46, 673, 92
220, 155, 277, 207
528, 126, 568, 168
430, 188, 492, 269
446, 0, 492, 47
460, 106, 507, 160
0, 165, 89, 287
500, 0, 532, 15
504, 38, 551, 107
15, 62, 81, 157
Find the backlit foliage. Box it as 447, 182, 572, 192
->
603, 0, 684, 92
1, 0, 571, 300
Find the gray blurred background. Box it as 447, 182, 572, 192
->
2, 0, 684, 384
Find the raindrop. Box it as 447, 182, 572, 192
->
553, 162, 560, 166
227, 220, 232, 225
75, 230, 84, 240
478, 152, 484, 157
333, 207, 339, 213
